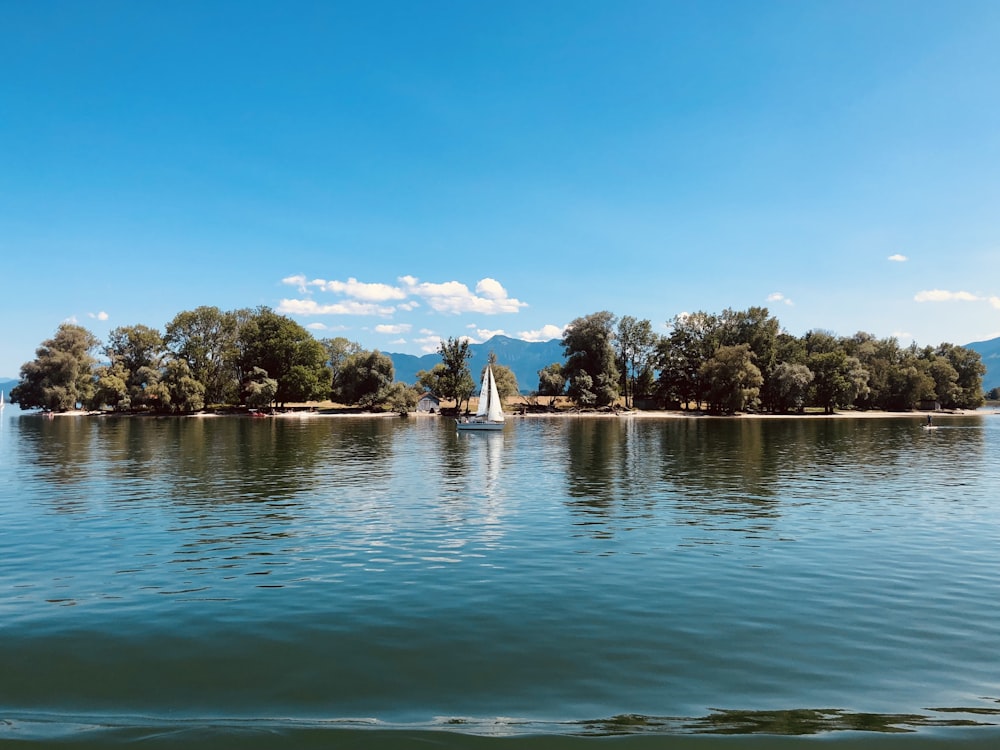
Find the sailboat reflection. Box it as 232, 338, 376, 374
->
457, 428, 504, 500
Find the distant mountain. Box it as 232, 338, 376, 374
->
0, 378, 18, 393
966, 336, 1000, 392
386, 335, 564, 393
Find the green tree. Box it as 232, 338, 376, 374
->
141, 375, 172, 412
563, 311, 619, 407
616, 316, 658, 408
934, 343, 986, 409
775, 331, 808, 366
771, 361, 814, 413
657, 311, 720, 409
106, 324, 163, 376
924, 352, 960, 407
161, 358, 206, 413
843, 333, 899, 410
164, 306, 241, 406
284, 363, 328, 404
237, 307, 328, 405
700, 344, 763, 413
244, 367, 278, 408
481, 352, 519, 403
416, 363, 447, 397
334, 350, 396, 408
537, 362, 566, 401
436, 337, 475, 411
803, 329, 841, 355
807, 349, 868, 413
105, 324, 165, 410
886, 357, 936, 410
807, 351, 848, 413
385, 382, 422, 414
719, 307, 780, 410
11, 323, 100, 411
93, 361, 130, 411
321, 336, 363, 397
845, 355, 871, 407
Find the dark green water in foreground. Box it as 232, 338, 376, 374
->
2, 408, 1000, 748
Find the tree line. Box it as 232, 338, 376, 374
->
540, 308, 985, 414
9, 304, 987, 414
10, 306, 417, 413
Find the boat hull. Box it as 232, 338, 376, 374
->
456, 420, 505, 431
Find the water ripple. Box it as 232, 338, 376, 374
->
3, 413, 1000, 742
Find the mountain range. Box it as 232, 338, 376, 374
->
385, 335, 564, 393
965, 337, 1000, 392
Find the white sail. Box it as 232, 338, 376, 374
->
474, 369, 491, 417
485, 367, 504, 422
457, 365, 506, 430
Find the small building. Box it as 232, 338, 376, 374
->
918, 399, 941, 411
417, 392, 440, 413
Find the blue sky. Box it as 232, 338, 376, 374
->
3, 0, 1000, 379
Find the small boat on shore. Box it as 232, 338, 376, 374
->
457, 366, 505, 432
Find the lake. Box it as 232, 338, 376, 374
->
2, 407, 1000, 749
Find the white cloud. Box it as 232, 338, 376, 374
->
276, 298, 396, 316
278, 273, 526, 326
888, 254, 908, 262
475, 278, 506, 300
517, 324, 565, 342
990, 297, 1000, 310
399, 275, 527, 315
321, 277, 407, 302
892, 330, 913, 341
88, 311, 109, 320
306, 322, 348, 332
282, 274, 309, 293
375, 323, 411, 335
414, 335, 441, 353
283, 275, 406, 302
282, 275, 332, 293
914, 289, 982, 303
767, 292, 794, 306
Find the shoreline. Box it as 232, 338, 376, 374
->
19, 407, 995, 420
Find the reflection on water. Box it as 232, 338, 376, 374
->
2, 411, 1000, 747
576, 705, 1000, 735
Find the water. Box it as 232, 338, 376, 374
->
2, 407, 1000, 748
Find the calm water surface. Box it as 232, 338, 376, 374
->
2, 406, 1000, 748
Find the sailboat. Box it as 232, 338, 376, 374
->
0, 390, 4, 411
456, 365, 505, 431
